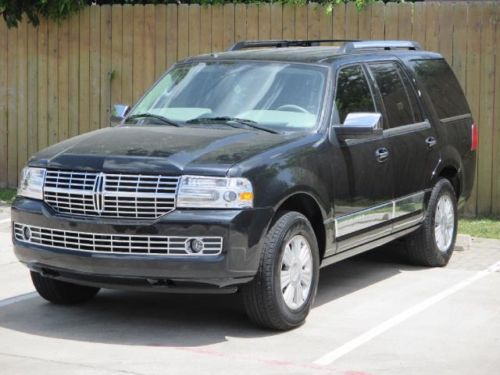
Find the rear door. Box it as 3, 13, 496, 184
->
366, 60, 440, 231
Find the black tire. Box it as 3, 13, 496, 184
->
31, 271, 100, 304
402, 178, 458, 267
241, 211, 320, 330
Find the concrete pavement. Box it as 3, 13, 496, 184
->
1, 204, 499, 375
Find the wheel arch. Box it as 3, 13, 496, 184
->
271, 191, 327, 261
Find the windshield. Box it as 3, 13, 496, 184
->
129, 61, 327, 132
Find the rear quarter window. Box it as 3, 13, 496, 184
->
410, 59, 470, 119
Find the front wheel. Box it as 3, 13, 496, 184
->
402, 178, 458, 267
31, 271, 100, 304
241, 211, 320, 330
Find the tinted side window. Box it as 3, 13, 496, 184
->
369, 62, 416, 128
411, 59, 470, 119
335, 65, 375, 124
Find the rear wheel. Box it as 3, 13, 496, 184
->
31, 271, 100, 304
402, 178, 458, 267
241, 211, 320, 330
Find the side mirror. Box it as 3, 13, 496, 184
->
334, 112, 383, 141
110, 104, 131, 124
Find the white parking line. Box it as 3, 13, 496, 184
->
0, 292, 37, 308
0, 218, 11, 224
313, 261, 500, 366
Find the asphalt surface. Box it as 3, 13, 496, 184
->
1, 203, 499, 375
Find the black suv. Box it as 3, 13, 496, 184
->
12, 40, 477, 330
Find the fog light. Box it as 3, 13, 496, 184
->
187, 238, 204, 253
23, 226, 32, 241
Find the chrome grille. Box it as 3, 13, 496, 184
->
14, 223, 223, 256
43, 171, 179, 219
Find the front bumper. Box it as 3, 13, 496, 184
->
11, 197, 274, 291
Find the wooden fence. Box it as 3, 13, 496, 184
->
0, 2, 498, 216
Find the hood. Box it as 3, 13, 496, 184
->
29, 125, 298, 175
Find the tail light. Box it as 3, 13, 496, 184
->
471, 123, 478, 151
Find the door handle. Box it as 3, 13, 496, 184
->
375, 147, 389, 163
425, 136, 437, 148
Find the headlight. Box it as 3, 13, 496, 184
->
18, 167, 46, 200
177, 176, 253, 209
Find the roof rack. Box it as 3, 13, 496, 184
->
339, 40, 422, 53
227, 39, 422, 53
228, 39, 359, 51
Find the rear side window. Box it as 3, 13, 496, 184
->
411, 59, 470, 119
368, 62, 421, 128
334, 65, 375, 124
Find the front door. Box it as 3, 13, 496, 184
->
330, 64, 394, 253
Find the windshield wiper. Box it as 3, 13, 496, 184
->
127, 113, 182, 127
186, 116, 278, 134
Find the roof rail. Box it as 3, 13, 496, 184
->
340, 40, 422, 53
228, 39, 359, 51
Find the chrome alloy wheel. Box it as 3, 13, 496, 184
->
434, 195, 455, 252
279, 234, 313, 310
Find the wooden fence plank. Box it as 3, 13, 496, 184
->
397, 2, 412, 41
37, 18, 48, 150
200, 5, 212, 54
90, 6, 101, 131
451, 3, 468, 89
234, 4, 246, 44
438, 2, 453, 63
166, 4, 178, 69
17, 20, 28, 170
358, 3, 372, 40
295, 5, 307, 40
47, 19, 58, 145
319, 5, 332, 41
211, 5, 224, 52
307, 3, 320, 40
79, 7, 90, 135
68, 14, 80, 138
258, 4, 271, 40
143, 4, 155, 89
412, 2, 426, 48
464, 3, 482, 216
154, 5, 167, 79
223, 4, 234, 50
0, 18, 8, 186
177, 5, 189, 60
384, 2, 398, 39
189, 5, 201, 55
344, 2, 358, 40
493, 5, 500, 216
111, 5, 123, 105
100, 5, 112, 128
425, 2, 439, 52
282, 5, 295, 40
7, 26, 17, 186
132, 5, 144, 102
121, 5, 133, 104
57, 19, 69, 143
477, 2, 495, 215
332, 4, 345, 39
27, 23, 38, 158
246, 4, 258, 41
370, 2, 384, 40
271, 4, 283, 40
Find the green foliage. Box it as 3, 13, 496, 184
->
0, 188, 16, 203
0, 0, 86, 28
459, 218, 500, 240
1, 0, 412, 28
